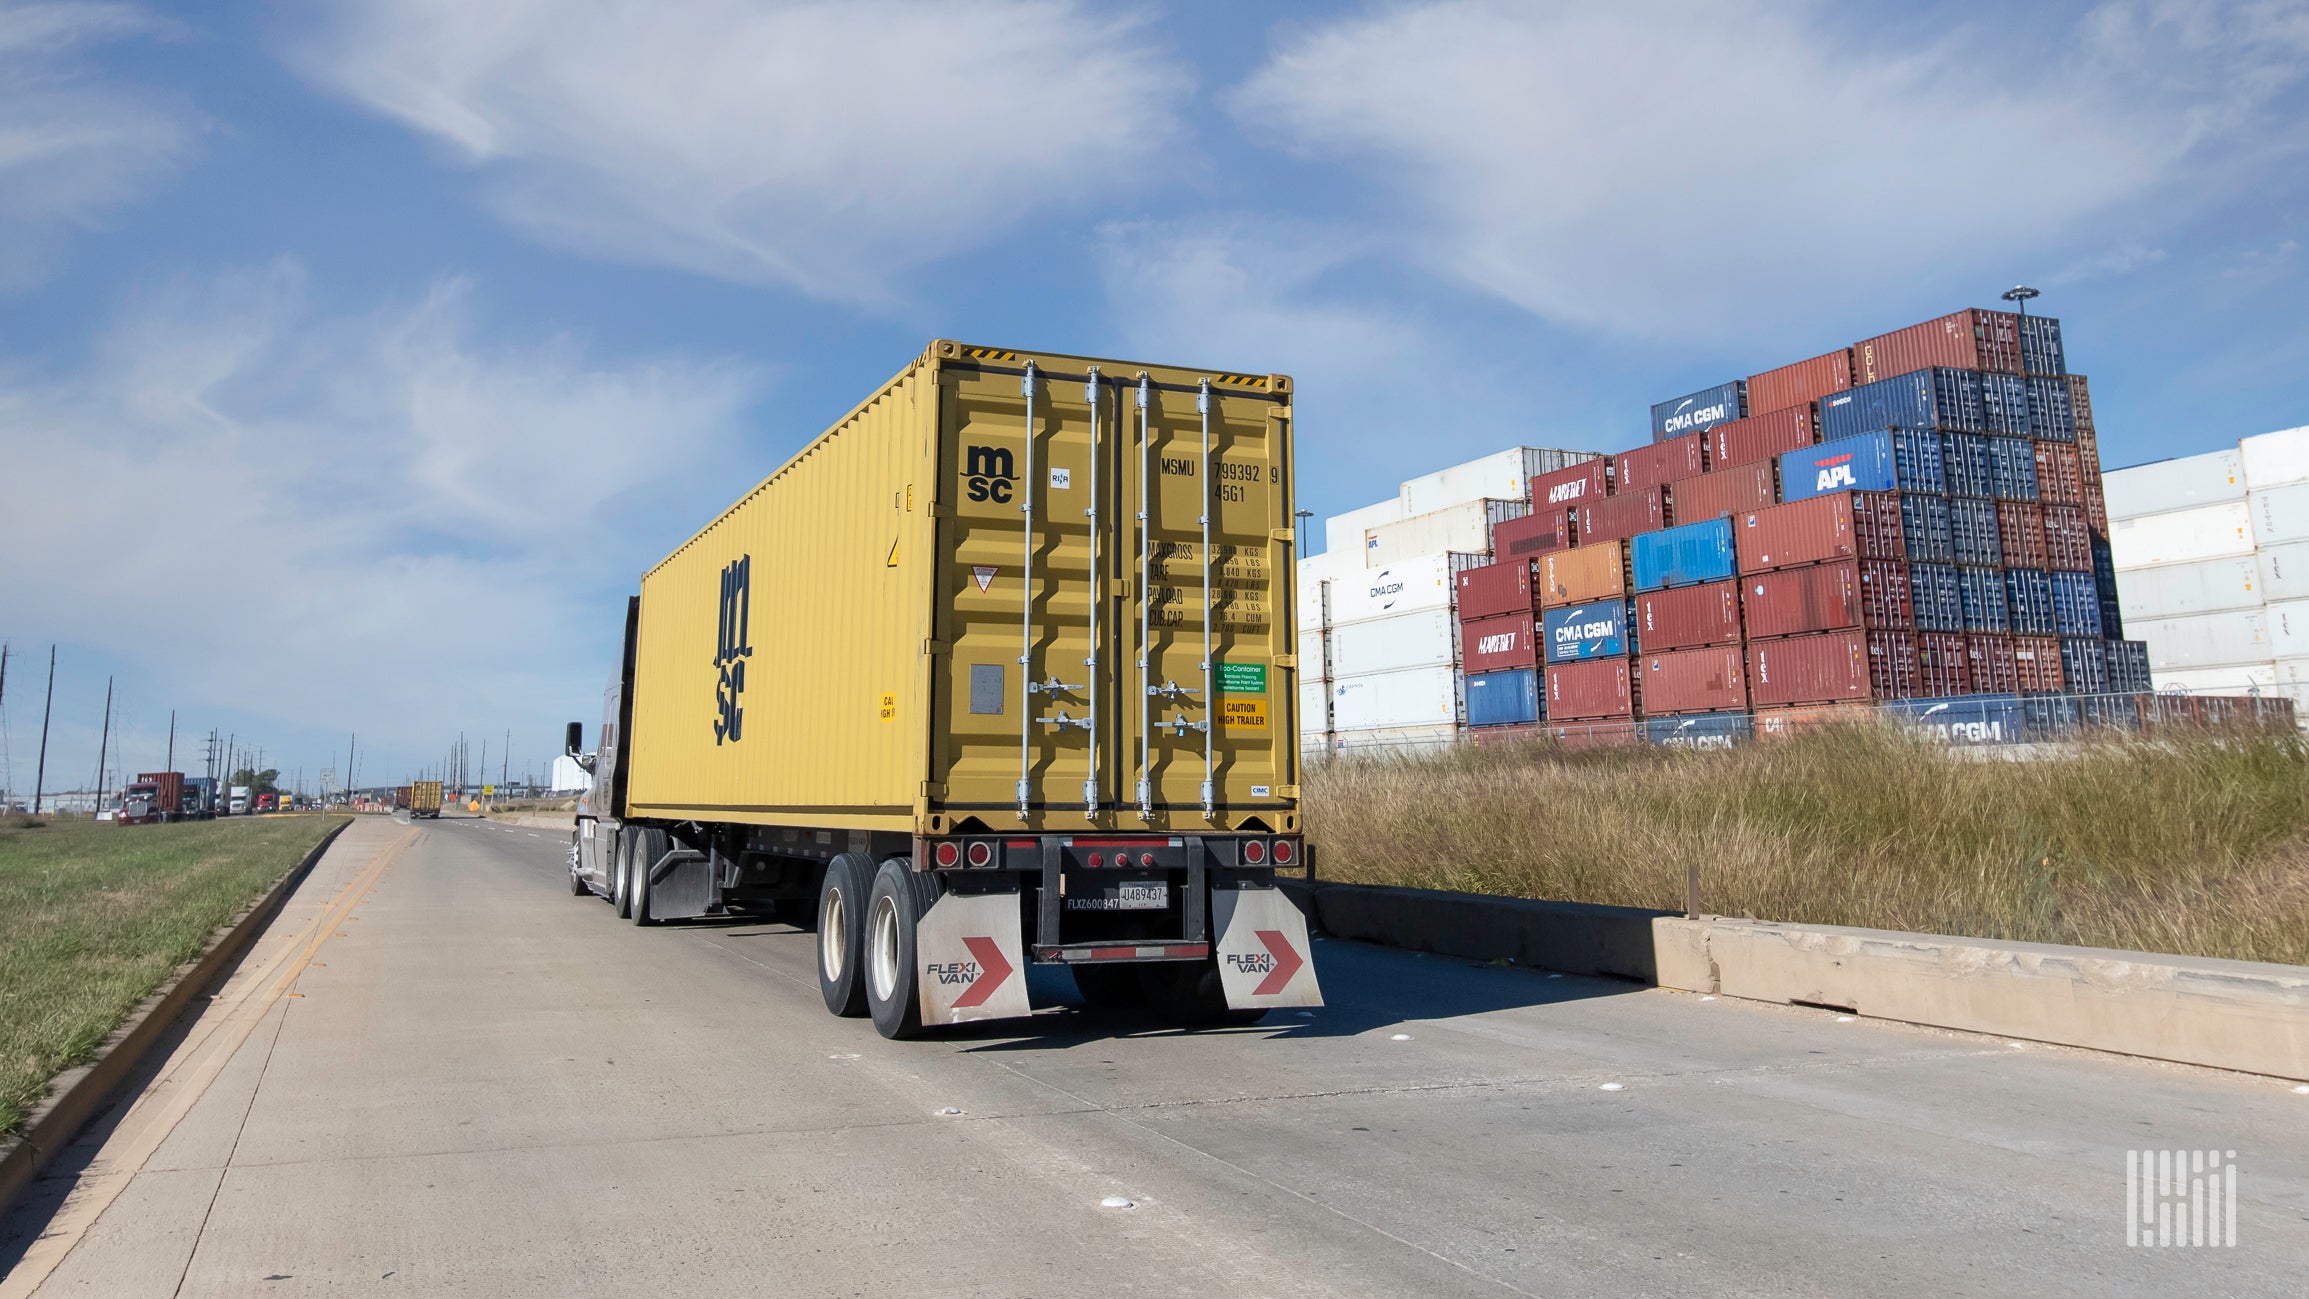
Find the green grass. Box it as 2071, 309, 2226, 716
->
1303, 724, 2309, 967
0, 814, 346, 1137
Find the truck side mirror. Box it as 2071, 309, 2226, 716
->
565, 721, 583, 755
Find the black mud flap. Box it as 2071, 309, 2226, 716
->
649, 849, 718, 920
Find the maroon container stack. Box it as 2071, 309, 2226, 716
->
2041, 505, 2093, 572
1579, 488, 1666, 544
1852, 308, 2020, 383
1635, 582, 1742, 649
1455, 558, 1536, 618
1531, 461, 1610, 512
1546, 657, 1636, 723
1967, 636, 2019, 694
2012, 636, 2066, 693
2035, 442, 2084, 504
1733, 495, 1858, 572
1615, 434, 1706, 493
1997, 501, 2048, 569
1665, 460, 1775, 523
1916, 632, 1970, 696
1747, 348, 1853, 415
1460, 610, 1538, 674
1638, 646, 1748, 715
1705, 404, 1817, 470
1733, 488, 1921, 706
1738, 559, 1910, 640
1490, 508, 1576, 560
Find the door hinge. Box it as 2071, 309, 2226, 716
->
1269, 527, 1296, 542
1273, 654, 1297, 669
1112, 578, 1131, 597
922, 638, 949, 655
1276, 785, 1301, 799
921, 781, 946, 798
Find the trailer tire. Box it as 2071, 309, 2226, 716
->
818, 853, 875, 1017
612, 833, 634, 918
1070, 964, 1144, 1008
865, 860, 941, 1040
630, 829, 662, 926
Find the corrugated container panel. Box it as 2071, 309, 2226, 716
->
1915, 632, 1970, 696
2107, 500, 2254, 570
1548, 718, 1646, 748
1909, 562, 1964, 632
1402, 447, 1603, 517
1885, 693, 2023, 744
1546, 658, 1636, 721
1667, 461, 1776, 523
2041, 504, 2092, 571
2259, 540, 2309, 601
2148, 662, 2277, 694
2075, 420, 2102, 476
1780, 429, 1946, 501
1740, 559, 1911, 639
1330, 608, 1456, 676
2005, 568, 2058, 636
1747, 350, 1852, 415
1987, 436, 2039, 500
2049, 572, 2102, 637
1531, 461, 1610, 511
1736, 494, 1856, 572
1650, 380, 1746, 441
1635, 580, 1742, 650
2034, 441, 2083, 505
2114, 556, 2265, 619
1753, 702, 1875, 738
1539, 540, 1629, 608
1465, 668, 1542, 728
2061, 637, 2110, 693
1363, 499, 1530, 568
1980, 373, 2030, 436
1853, 309, 2020, 382
1747, 630, 1874, 706
1853, 491, 1908, 562
2066, 374, 2096, 434
1706, 405, 1816, 471
1329, 553, 1457, 623
1898, 492, 1955, 564
1630, 517, 1737, 592
2091, 534, 2123, 633
1325, 499, 1402, 556
2239, 424, 2309, 491
2083, 477, 2109, 534
1819, 368, 1985, 440
2129, 608, 2272, 669
1998, 501, 2048, 569
1644, 711, 1752, 749
1637, 646, 1747, 715
2106, 640, 2152, 693
2012, 635, 2067, 693
2018, 315, 2066, 377
1460, 610, 1539, 673
1942, 433, 1994, 498
2267, 599, 2309, 659
1329, 665, 1462, 732
1542, 598, 1635, 664
1295, 549, 1360, 629
1948, 496, 2002, 566
2248, 481, 2309, 547
1454, 558, 1538, 619
2101, 450, 2245, 519
2026, 376, 2075, 442
1968, 633, 2019, 694
1617, 433, 1707, 493
1490, 507, 1576, 561
1957, 565, 2009, 633
1579, 489, 1665, 544
1297, 676, 1331, 737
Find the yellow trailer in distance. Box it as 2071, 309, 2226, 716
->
409, 780, 443, 819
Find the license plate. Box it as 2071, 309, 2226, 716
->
1064, 881, 1169, 912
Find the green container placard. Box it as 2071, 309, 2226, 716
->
1216, 662, 1268, 694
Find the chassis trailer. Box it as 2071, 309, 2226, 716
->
568, 340, 1320, 1038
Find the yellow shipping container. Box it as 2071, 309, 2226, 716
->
1539, 541, 1629, 608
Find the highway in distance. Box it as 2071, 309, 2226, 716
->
3, 816, 2303, 1297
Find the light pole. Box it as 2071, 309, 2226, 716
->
2001, 284, 2040, 319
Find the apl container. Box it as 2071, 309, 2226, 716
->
1909, 562, 1963, 632
1455, 559, 1538, 619
1735, 494, 1856, 572
1546, 658, 1636, 721
1460, 610, 1539, 673
1987, 436, 2039, 500
1883, 694, 2023, 745
1539, 540, 1629, 608
1948, 496, 2002, 566
1491, 507, 1576, 560
1667, 461, 1776, 522
1706, 404, 1816, 470
1638, 646, 1747, 715
1979, 373, 2030, 436
2018, 316, 2066, 377
1631, 517, 1737, 592
2005, 569, 2058, 636
1957, 565, 2009, 633
1853, 308, 2020, 382
2048, 572, 2103, 637
1747, 350, 1852, 416
1650, 380, 1746, 441
1579, 488, 1665, 544
1998, 501, 2048, 569
1780, 429, 1946, 501
1531, 461, 1611, 510
2026, 376, 2075, 441
1740, 559, 1910, 639
1644, 710, 1752, 750
1465, 668, 1541, 728
1942, 433, 1993, 498
1617, 434, 1707, 492
1819, 368, 1985, 439
1635, 581, 1742, 650
1543, 599, 1635, 664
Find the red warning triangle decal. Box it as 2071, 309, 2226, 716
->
972, 566, 997, 592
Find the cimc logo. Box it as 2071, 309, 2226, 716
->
963, 445, 1017, 503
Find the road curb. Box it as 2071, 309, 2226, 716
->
0, 817, 352, 1215
1280, 879, 2309, 1082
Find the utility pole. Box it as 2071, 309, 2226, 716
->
166, 709, 176, 773
93, 676, 113, 815
502, 730, 509, 798
34, 646, 55, 815
346, 733, 356, 806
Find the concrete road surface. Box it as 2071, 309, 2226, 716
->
4, 816, 2304, 1297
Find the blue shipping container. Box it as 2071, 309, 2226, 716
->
1979, 373, 2030, 435
1943, 433, 1993, 498
2048, 571, 2103, 637
1909, 562, 1964, 632
1780, 429, 1946, 501
2106, 640, 2151, 693
1543, 599, 1635, 664
2018, 315, 2066, 377
1948, 496, 2002, 565
1957, 565, 2009, 632
2060, 637, 2111, 693
1650, 380, 1745, 441
2027, 376, 2075, 442
1466, 668, 1542, 727
1883, 694, 2024, 746
1987, 436, 2039, 500
1644, 712, 1751, 750
1898, 492, 1954, 563
1819, 367, 1985, 440
2006, 568, 2057, 635
1630, 517, 1737, 592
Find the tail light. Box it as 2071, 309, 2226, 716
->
1139, 852, 1156, 867
1271, 839, 1295, 866
1088, 852, 1104, 867
966, 841, 993, 867
1242, 839, 1266, 865
933, 841, 960, 867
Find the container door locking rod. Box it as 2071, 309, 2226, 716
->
1017, 361, 1037, 818
1136, 375, 1154, 822
1198, 378, 1215, 821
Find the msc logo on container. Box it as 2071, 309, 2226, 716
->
963, 445, 1017, 503
713, 554, 754, 745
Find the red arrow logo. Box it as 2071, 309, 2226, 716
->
1252, 930, 1303, 995
951, 935, 1015, 1009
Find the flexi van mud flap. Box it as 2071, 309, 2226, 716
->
915, 890, 1030, 1027
1213, 887, 1322, 1010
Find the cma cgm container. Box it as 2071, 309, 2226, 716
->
1329, 554, 1457, 623
1617, 433, 1707, 492
1637, 646, 1747, 716
1461, 610, 1539, 672
1635, 581, 1742, 650
1779, 430, 1946, 501
1706, 404, 1817, 470
576, 340, 1319, 1040
1490, 507, 1576, 560
1539, 540, 1629, 607
1645, 711, 1752, 749
1543, 598, 1635, 664
1579, 488, 1666, 544
1466, 668, 1541, 728
1546, 658, 1636, 721
1747, 349, 1852, 416
1819, 368, 1985, 440
1631, 517, 1737, 591
1884, 694, 2024, 745
1668, 461, 1776, 523
1852, 308, 2020, 383
1650, 380, 1745, 441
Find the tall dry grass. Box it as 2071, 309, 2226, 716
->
1302, 724, 2309, 966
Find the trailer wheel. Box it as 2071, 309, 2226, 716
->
865, 860, 942, 1040
612, 834, 634, 919
630, 829, 662, 926
818, 853, 875, 1017
1070, 965, 1144, 1008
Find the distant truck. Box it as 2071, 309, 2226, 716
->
117, 772, 186, 826
568, 340, 1318, 1040
229, 786, 251, 816
409, 780, 444, 818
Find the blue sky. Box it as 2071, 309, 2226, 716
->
3, 0, 2308, 796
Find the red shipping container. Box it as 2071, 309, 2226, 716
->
1455, 559, 1537, 618
1867, 630, 1920, 698
1546, 658, 1635, 721
2013, 635, 2066, 693
1747, 630, 1873, 706
1616, 433, 1706, 494
2066, 373, 2095, 435
1735, 494, 1855, 573
1853, 308, 2021, 383
1997, 501, 2048, 569
2041, 504, 2092, 572
1915, 632, 1970, 696
1530, 461, 1610, 511
2034, 440, 2083, 504
1459, 610, 1538, 672
2075, 423, 2102, 476
1747, 350, 1852, 417
1580, 488, 1665, 544
1491, 507, 1575, 560
1966, 634, 2018, 694
1665, 461, 1775, 523
2082, 478, 2108, 533
1548, 719, 1644, 749
1638, 646, 1747, 715
1706, 403, 1818, 470
1754, 702, 1872, 738
1852, 491, 1907, 562
1634, 580, 1741, 650
1740, 558, 1912, 639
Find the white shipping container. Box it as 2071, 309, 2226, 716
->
1399, 447, 1600, 517
1326, 723, 1461, 753
2266, 599, 2309, 658
2102, 449, 2245, 520
1328, 608, 1456, 677
1294, 549, 1359, 630
1363, 499, 1530, 568
2129, 608, 2271, 670
1328, 553, 1456, 623
2150, 662, 2277, 694
2247, 481, 2309, 548
2112, 556, 2260, 619
1296, 676, 1332, 736
2107, 500, 2253, 571
1324, 499, 1402, 557
2240, 424, 2309, 491
2260, 541, 2309, 602
1329, 664, 1463, 732
1300, 628, 1329, 677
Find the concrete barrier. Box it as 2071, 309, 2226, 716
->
1284, 881, 2309, 1082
